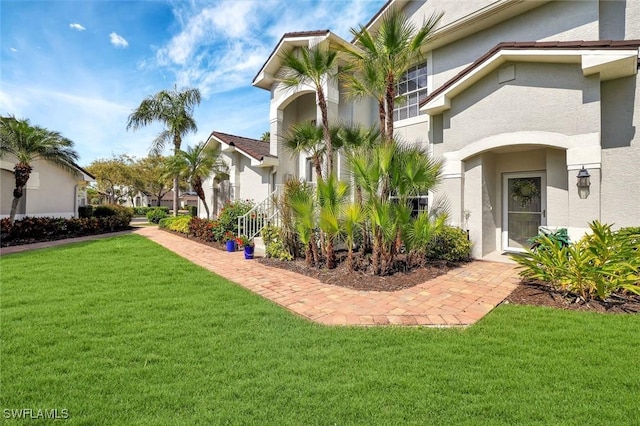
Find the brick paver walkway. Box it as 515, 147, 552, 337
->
133, 227, 521, 327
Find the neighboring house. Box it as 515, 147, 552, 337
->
213, 0, 640, 259
0, 157, 94, 219
200, 131, 277, 218
146, 190, 198, 210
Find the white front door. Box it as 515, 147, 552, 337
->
502, 172, 546, 252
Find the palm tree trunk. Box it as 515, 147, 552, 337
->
378, 100, 386, 140
10, 163, 32, 224
326, 238, 336, 269
316, 87, 333, 174
193, 177, 210, 219
314, 158, 323, 181
173, 135, 182, 216
384, 74, 395, 142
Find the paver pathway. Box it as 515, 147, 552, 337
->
133, 227, 521, 327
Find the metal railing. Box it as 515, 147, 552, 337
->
237, 185, 284, 239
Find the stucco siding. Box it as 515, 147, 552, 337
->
600, 75, 640, 227
1, 169, 15, 215
430, 1, 598, 89
440, 62, 600, 153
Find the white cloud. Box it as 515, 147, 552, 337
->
10, 47, 17, 52
109, 32, 129, 48
69, 23, 86, 31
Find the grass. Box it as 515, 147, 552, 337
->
1, 235, 639, 424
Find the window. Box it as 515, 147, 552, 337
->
389, 194, 429, 218
394, 62, 428, 121
305, 158, 314, 182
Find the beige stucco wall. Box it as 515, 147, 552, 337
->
429, 0, 599, 89
599, 0, 640, 39
600, 75, 640, 228
1, 157, 81, 218
437, 62, 600, 155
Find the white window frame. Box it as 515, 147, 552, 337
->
394, 62, 428, 122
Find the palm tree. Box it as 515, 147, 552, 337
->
284, 121, 325, 181
317, 173, 349, 269
279, 45, 339, 173
0, 116, 79, 224
126, 86, 201, 216
167, 142, 227, 219
349, 9, 442, 141
260, 131, 270, 142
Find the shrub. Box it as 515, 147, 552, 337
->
78, 205, 93, 218
133, 206, 169, 216
261, 225, 293, 261
147, 208, 168, 224
189, 217, 215, 242
168, 216, 191, 234
188, 205, 197, 217
425, 226, 472, 262
91, 204, 133, 228
510, 221, 640, 300
0, 215, 131, 247
216, 200, 254, 237
529, 227, 570, 251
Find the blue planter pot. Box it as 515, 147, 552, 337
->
244, 245, 254, 259
226, 240, 237, 252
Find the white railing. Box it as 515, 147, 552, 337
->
237, 185, 284, 239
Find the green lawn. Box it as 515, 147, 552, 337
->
1, 235, 638, 425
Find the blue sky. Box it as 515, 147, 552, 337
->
1, 0, 386, 166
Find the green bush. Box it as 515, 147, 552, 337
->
188, 205, 197, 217
425, 226, 472, 262
147, 208, 168, 224
92, 204, 133, 227
510, 221, 640, 300
216, 200, 254, 237
261, 225, 293, 261
78, 205, 93, 218
0, 215, 131, 247
133, 206, 169, 216
529, 227, 570, 251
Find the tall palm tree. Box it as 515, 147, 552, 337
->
126, 86, 201, 216
167, 142, 227, 219
0, 116, 79, 224
349, 9, 442, 141
279, 45, 339, 173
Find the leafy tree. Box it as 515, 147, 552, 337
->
167, 142, 227, 219
348, 9, 442, 140
126, 86, 201, 215
284, 121, 325, 181
279, 45, 339, 174
0, 116, 79, 224
86, 155, 136, 205
133, 155, 173, 207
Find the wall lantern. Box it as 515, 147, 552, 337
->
576, 166, 590, 199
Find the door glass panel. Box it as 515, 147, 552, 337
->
507, 177, 542, 249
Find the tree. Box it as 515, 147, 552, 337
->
133, 155, 173, 207
86, 155, 136, 205
0, 116, 79, 224
126, 86, 201, 215
279, 45, 339, 174
349, 9, 442, 141
260, 131, 270, 142
167, 142, 227, 219
284, 121, 325, 181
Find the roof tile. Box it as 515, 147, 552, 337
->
211, 131, 275, 161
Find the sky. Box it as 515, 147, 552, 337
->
1, 0, 386, 166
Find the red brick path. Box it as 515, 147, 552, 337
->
134, 227, 520, 327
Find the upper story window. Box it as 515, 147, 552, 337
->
394, 62, 428, 121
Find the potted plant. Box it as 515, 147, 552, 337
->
224, 231, 236, 252
236, 235, 255, 259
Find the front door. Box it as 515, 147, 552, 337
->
502, 172, 546, 252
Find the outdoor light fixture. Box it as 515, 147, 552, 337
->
576, 166, 591, 199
